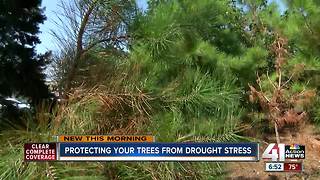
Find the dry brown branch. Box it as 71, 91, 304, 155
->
51, 0, 132, 93
249, 34, 316, 141
51, 84, 154, 134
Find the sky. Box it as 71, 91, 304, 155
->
37, 0, 60, 54
36, 0, 285, 54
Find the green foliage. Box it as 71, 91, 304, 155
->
0, 0, 52, 122
0, 101, 105, 179
126, 0, 248, 143
103, 161, 226, 180
0, 0, 50, 105
111, 2, 251, 177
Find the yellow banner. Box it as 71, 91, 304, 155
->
58, 135, 155, 142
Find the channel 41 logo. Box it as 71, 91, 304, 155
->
262, 143, 305, 161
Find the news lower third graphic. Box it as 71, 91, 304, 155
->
57, 135, 155, 143
58, 142, 258, 161
24, 135, 259, 162
262, 143, 305, 172
23, 136, 306, 173
24, 143, 57, 161
265, 162, 303, 172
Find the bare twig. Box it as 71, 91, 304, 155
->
267, 71, 277, 89
274, 122, 280, 144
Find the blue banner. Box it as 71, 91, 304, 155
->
58, 142, 259, 161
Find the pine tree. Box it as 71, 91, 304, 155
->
0, 0, 51, 109
281, 0, 320, 125
241, 0, 319, 133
